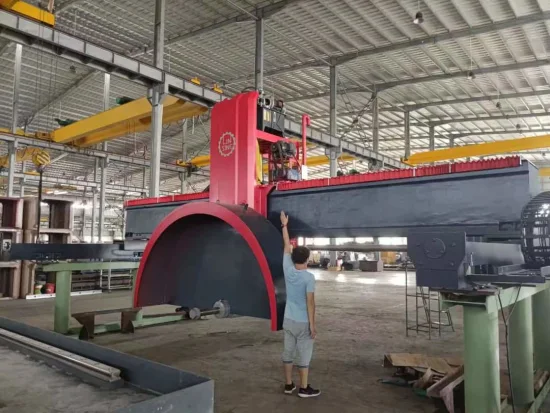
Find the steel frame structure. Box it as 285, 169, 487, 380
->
0, 9, 405, 170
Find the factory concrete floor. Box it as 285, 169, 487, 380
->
0, 270, 473, 413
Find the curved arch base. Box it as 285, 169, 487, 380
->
134, 202, 286, 331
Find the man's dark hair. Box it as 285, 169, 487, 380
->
291, 246, 310, 264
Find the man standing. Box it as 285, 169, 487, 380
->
280, 211, 321, 398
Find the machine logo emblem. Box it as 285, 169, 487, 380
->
218, 132, 236, 157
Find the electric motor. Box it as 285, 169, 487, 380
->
271, 141, 296, 161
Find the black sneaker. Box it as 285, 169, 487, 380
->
284, 382, 296, 394
298, 385, 321, 398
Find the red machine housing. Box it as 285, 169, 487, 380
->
134, 91, 296, 331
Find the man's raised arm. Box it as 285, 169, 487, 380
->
280, 211, 291, 254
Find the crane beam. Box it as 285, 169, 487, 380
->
405, 134, 550, 165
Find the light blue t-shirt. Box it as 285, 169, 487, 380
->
283, 253, 316, 323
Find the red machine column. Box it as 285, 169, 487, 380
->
209, 91, 259, 207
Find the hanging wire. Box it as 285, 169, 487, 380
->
335, 71, 373, 145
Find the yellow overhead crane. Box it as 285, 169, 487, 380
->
0, 0, 55, 26
179, 153, 357, 172
48, 97, 208, 147
404, 134, 550, 166
0, 146, 50, 169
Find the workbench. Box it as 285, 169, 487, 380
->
40, 261, 140, 334
442, 282, 550, 412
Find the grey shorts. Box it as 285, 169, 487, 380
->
282, 318, 314, 369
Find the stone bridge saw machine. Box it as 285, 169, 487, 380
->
122, 91, 539, 332
5, 91, 550, 412
4, 91, 542, 332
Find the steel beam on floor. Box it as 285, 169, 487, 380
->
67, 313, 190, 337
0, 317, 215, 411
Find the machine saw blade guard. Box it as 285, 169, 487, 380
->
133, 201, 286, 330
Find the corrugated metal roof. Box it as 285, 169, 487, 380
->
0, 0, 549, 204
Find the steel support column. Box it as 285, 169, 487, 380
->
180, 119, 188, 194
508, 296, 535, 407
449, 136, 455, 148
463, 306, 500, 413
20, 160, 25, 197
329, 65, 338, 266
372, 92, 379, 153
99, 73, 110, 242
533, 288, 550, 371
153, 0, 165, 69
90, 189, 97, 242
404, 111, 410, 159
149, 89, 164, 198
8, 43, 22, 197
142, 167, 146, 190
149, 0, 165, 198
429, 125, 435, 151
98, 158, 106, 242
7, 142, 16, 197
91, 159, 97, 242
11, 44, 22, 134
328, 148, 339, 177
254, 17, 264, 92
329, 65, 339, 173
54, 271, 72, 334
373, 236, 380, 261
329, 65, 338, 139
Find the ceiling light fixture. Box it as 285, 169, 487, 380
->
413, 1, 423, 24
467, 70, 476, 80
414, 11, 424, 25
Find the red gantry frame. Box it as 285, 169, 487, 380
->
134, 91, 306, 331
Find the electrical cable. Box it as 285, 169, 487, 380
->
497, 285, 522, 413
